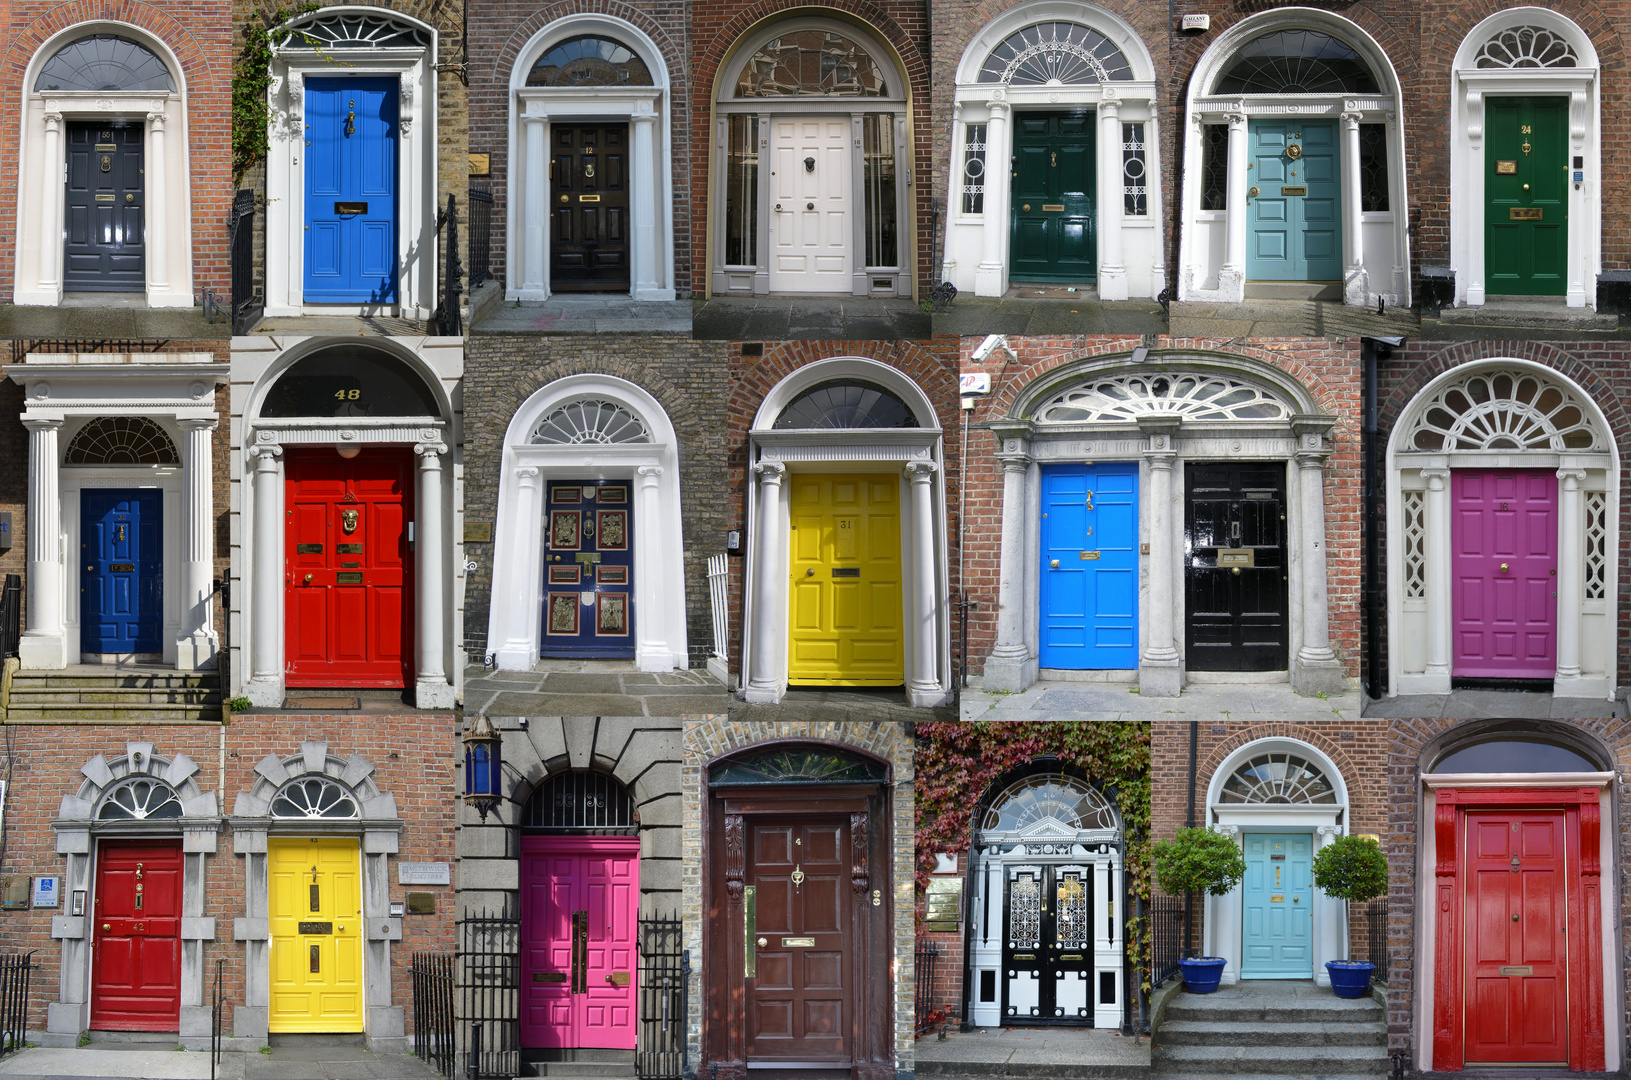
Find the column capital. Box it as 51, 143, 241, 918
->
43, 110, 63, 130
147, 109, 167, 129
903, 460, 938, 483
1138, 414, 1180, 460
178, 417, 219, 433
1224, 110, 1248, 129
753, 460, 786, 484
1295, 446, 1329, 470
1556, 467, 1588, 486
630, 104, 657, 124
1340, 110, 1363, 130
415, 437, 448, 459
1316, 824, 1342, 839
987, 97, 1010, 119
515, 464, 540, 485
636, 464, 664, 479
249, 442, 283, 467
1098, 93, 1121, 119
1421, 467, 1450, 488
995, 451, 1031, 473
1213, 823, 1240, 838
21, 417, 62, 433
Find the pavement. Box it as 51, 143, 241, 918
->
1168, 299, 1418, 339
235, 688, 456, 717
471, 295, 692, 335
0, 296, 228, 339
961, 676, 1361, 721
692, 296, 931, 340
729, 686, 957, 721
1363, 690, 1627, 719
931, 293, 1166, 337
0, 1045, 441, 1080
242, 314, 430, 336
463, 660, 730, 717
916, 1026, 1149, 1078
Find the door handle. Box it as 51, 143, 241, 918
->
1232, 567, 1242, 576
744, 885, 757, 978
757, 937, 768, 948
774, 203, 783, 212
806, 202, 814, 211
344, 110, 355, 137
304, 574, 313, 584
806, 568, 814, 576
102, 924, 111, 932
1500, 563, 1509, 573
1050, 559, 1059, 568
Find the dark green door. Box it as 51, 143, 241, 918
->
1485, 97, 1567, 296
1010, 112, 1095, 282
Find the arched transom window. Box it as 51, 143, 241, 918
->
1034, 373, 1292, 424
36, 35, 176, 92
525, 770, 636, 829
1474, 27, 1578, 69
977, 23, 1133, 85
280, 12, 429, 50
98, 777, 183, 820
1216, 29, 1379, 94
527, 35, 654, 86
65, 417, 179, 465
1219, 751, 1338, 804
261, 348, 442, 418
774, 381, 919, 429
735, 31, 887, 97
1434, 737, 1600, 773
1401, 370, 1602, 452
980, 773, 1118, 833
271, 776, 359, 819
710, 747, 886, 785
530, 399, 651, 444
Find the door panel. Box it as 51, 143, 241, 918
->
1464, 811, 1568, 1063
1247, 121, 1340, 282
304, 77, 398, 303
1451, 470, 1557, 678
769, 117, 850, 292
542, 481, 634, 658
1001, 864, 1094, 1024
80, 489, 163, 654
788, 474, 903, 685
284, 449, 412, 687
551, 124, 631, 291
1241, 833, 1312, 978
65, 123, 145, 291
1184, 463, 1288, 670
1009, 112, 1096, 282
268, 838, 364, 1033
91, 840, 182, 1030
1485, 98, 1568, 296
1039, 464, 1137, 669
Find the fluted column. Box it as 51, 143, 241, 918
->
975, 98, 1010, 298
744, 461, 787, 702
18, 419, 65, 668
1219, 111, 1248, 299
246, 442, 284, 706
176, 419, 218, 671
631, 108, 661, 300
1139, 417, 1181, 696
634, 464, 673, 671
1421, 468, 1452, 685
1097, 94, 1127, 300
905, 461, 941, 704
1339, 111, 1366, 305
984, 445, 1034, 691
415, 436, 453, 708
146, 109, 170, 292
521, 114, 548, 296
1554, 468, 1587, 682
39, 112, 63, 293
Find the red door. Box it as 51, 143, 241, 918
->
1465, 811, 1569, 1064
91, 840, 182, 1031
1451, 470, 1558, 677
520, 836, 639, 1049
285, 448, 413, 687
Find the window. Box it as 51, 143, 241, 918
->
735, 31, 886, 97
526, 35, 654, 87
1200, 124, 1228, 211
1215, 30, 1380, 94
98, 778, 183, 820
271, 776, 359, 819
1034, 373, 1291, 424
1123, 123, 1148, 216
1474, 26, 1578, 69
772, 381, 918, 429
1434, 738, 1599, 774
65, 417, 179, 465
977, 22, 1133, 85
1219, 752, 1337, 804
1359, 123, 1389, 212
980, 773, 1117, 833
962, 123, 988, 215
724, 115, 759, 266
261, 348, 442, 418
1402, 490, 1426, 600
36, 35, 176, 93
279, 12, 429, 50
863, 115, 898, 267
530, 399, 650, 444
1585, 491, 1607, 601
525, 771, 635, 830
1403, 370, 1601, 452
709, 747, 886, 785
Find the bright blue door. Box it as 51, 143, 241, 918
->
1246, 120, 1340, 282
1241, 833, 1313, 978
80, 489, 162, 654
541, 480, 635, 658
1038, 463, 1137, 669
304, 77, 398, 303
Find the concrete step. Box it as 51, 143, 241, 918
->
1157, 1019, 1386, 1048
12, 672, 218, 689
5, 703, 222, 723
1163, 996, 1381, 1025
529, 1065, 637, 1078
919, 1060, 1148, 1078
1436, 300, 1617, 330
11, 689, 221, 705
1153, 1044, 1388, 1075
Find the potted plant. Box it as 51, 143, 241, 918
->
1153, 826, 1247, 993
1311, 835, 1389, 998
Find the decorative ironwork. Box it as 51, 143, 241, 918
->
525, 771, 635, 831
530, 399, 651, 444
982, 774, 1118, 834
1403, 370, 1602, 452
1219, 752, 1338, 804
526, 35, 654, 87
98, 778, 184, 820
1150, 895, 1184, 987
435, 194, 463, 337
1034, 373, 1292, 424
0, 953, 33, 1058
711, 747, 887, 785
458, 909, 520, 1080
977, 22, 1133, 85
280, 12, 430, 50
1359, 123, 1389, 212
468, 183, 493, 287
1007, 874, 1041, 948
735, 31, 887, 97
411, 952, 454, 1078
270, 776, 360, 819
1215, 30, 1380, 94
636, 916, 689, 1079
65, 417, 179, 465
914, 940, 942, 1034
231, 190, 262, 335
1201, 124, 1229, 211
962, 123, 987, 215
773, 381, 919, 429
1475, 26, 1578, 69
1402, 490, 1426, 600
1123, 123, 1148, 216
1055, 871, 1088, 948
36, 35, 176, 92
1585, 491, 1607, 600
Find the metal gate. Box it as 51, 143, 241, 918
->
230, 190, 262, 335
636, 915, 687, 1080
458, 910, 520, 1080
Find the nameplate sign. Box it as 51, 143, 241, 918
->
1495, 160, 1518, 174
1510, 207, 1543, 221
398, 863, 451, 886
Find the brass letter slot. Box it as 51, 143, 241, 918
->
1280, 186, 1307, 197
1218, 549, 1255, 567
1041, 204, 1066, 212
96, 194, 116, 202
782, 937, 816, 948
534, 972, 568, 983
1079, 551, 1099, 561
1499, 965, 1533, 976
580, 195, 602, 203
1061, 954, 1084, 961
1496, 160, 1518, 175
1014, 954, 1036, 960
831, 567, 861, 578
576, 552, 603, 564
95, 143, 118, 152
608, 971, 631, 986
335, 201, 368, 214
1511, 207, 1543, 220
296, 543, 324, 554
336, 572, 364, 584
1270, 853, 1285, 860
110, 563, 135, 572
310, 945, 321, 973
337, 544, 364, 554
1270, 894, 1284, 902
744, 886, 757, 978
299, 921, 334, 935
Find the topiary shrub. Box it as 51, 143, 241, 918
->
1311, 834, 1388, 904
1153, 826, 1246, 898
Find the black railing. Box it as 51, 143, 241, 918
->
914, 940, 941, 1034
458, 910, 520, 1080
0, 953, 34, 1057
0, 575, 20, 660
468, 183, 493, 288
10, 340, 169, 361
230, 190, 262, 335
636, 916, 687, 1080
414, 951, 455, 1078
1150, 895, 1184, 988
210, 958, 223, 1080
434, 194, 464, 337
1365, 898, 1389, 984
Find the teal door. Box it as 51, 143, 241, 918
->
1241, 833, 1312, 978
1246, 121, 1340, 282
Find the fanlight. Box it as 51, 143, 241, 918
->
65, 417, 179, 465
1215, 29, 1380, 94
1218, 752, 1338, 804
36, 35, 176, 92
1402, 370, 1600, 452
980, 773, 1118, 833
271, 776, 359, 819
977, 22, 1133, 85
530, 399, 651, 444
98, 778, 183, 820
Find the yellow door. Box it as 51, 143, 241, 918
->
268, 837, 364, 1033
788, 473, 903, 684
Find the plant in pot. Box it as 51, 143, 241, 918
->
1153, 826, 1247, 993
1311, 834, 1389, 998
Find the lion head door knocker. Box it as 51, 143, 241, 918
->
342, 509, 359, 534
804, 156, 816, 173
100, 154, 112, 173
1285, 141, 1303, 161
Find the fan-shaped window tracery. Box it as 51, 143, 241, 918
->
735, 31, 887, 97
36, 35, 176, 92
271, 776, 359, 819
527, 35, 654, 86
65, 417, 179, 465
1474, 27, 1578, 69
1033, 373, 1293, 424
530, 399, 651, 444
98, 777, 184, 820
280, 13, 429, 49
980, 773, 1118, 833
710, 747, 886, 785
1219, 752, 1338, 804
976, 22, 1133, 85
1402, 370, 1602, 452
1215, 29, 1380, 94
773, 381, 919, 429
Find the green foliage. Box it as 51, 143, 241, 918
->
1311, 834, 1388, 903
1152, 827, 1246, 898
77, 1032, 91, 1047
233, 3, 325, 184
229, 696, 252, 713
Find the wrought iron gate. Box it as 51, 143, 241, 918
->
230, 190, 262, 335
636, 915, 687, 1080
458, 910, 520, 1080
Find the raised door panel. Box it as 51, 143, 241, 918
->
64, 123, 145, 289
268, 838, 364, 1034
1247, 121, 1340, 282
542, 482, 635, 658
551, 124, 633, 291
1009, 113, 1096, 282
787, 475, 903, 685
80, 489, 163, 654
1451, 470, 1557, 677
1184, 463, 1289, 670
1039, 464, 1138, 669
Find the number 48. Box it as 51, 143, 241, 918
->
333, 388, 361, 400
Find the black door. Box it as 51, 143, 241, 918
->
1001, 864, 1094, 1025
65, 122, 145, 291
1185, 462, 1288, 671
551, 123, 630, 292
1009, 112, 1095, 283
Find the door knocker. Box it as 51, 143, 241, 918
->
1521, 140, 1531, 157
341, 509, 359, 534
100, 155, 112, 173
1285, 143, 1303, 160
584, 161, 596, 178
115, 524, 127, 543
804, 156, 816, 173
345, 99, 356, 137
1083, 491, 1093, 510
791, 865, 805, 890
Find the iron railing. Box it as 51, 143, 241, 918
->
458, 910, 520, 1080
230, 190, 262, 335
468, 183, 493, 289
914, 940, 941, 1034
414, 951, 456, 1078
1150, 895, 1184, 988
10, 340, 169, 361
636, 916, 687, 1080
0, 953, 34, 1058
435, 194, 464, 337
210, 958, 223, 1080
0, 575, 20, 660
707, 554, 729, 667
1365, 898, 1389, 984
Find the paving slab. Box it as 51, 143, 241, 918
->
472, 297, 692, 335
917, 1026, 1149, 1078
692, 296, 930, 340
1363, 691, 1625, 719
245, 314, 428, 335
1168, 299, 1417, 339
729, 688, 956, 722
0, 302, 228, 339
933, 297, 1165, 337
963, 678, 1360, 721
0, 1046, 439, 1080
463, 662, 729, 717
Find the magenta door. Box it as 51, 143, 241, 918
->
1451, 469, 1558, 677
520, 836, 640, 1049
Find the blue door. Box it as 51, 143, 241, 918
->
1241, 833, 1313, 978
304, 77, 398, 303
541, 480, 634, 658
1246, 120, 1340, 282
1038, 463, 1137, 669
80, 490, 162, 654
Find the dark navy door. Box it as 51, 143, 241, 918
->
81, 490, 162, 654
64, 122, 145, 291
542, 481, 634, 658
1039, 463, 1137, 669
304, 77, 398, 303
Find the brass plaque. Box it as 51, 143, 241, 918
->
341, 561, 360, 568
1511, 207, 1543, 220
337, 544, 364, 554
580, 195, 602, 203
1218, 549, 1255, 567
407, 892, 435, 914
95, 194, 116, 201
1041, 204, 1066, 212
1080, 551, 1100, 560
534, 972, 568, 983
335, 201, 368, 214
1270, 894, 1284, 903
575, 552, 602, 564
1014, 954, 1036, 960
924, 878, 962, 932
465, 522, 493, 543
110, 563, 135, 572
781, 937, 816, 948
0, 876, 27, 911
831, 567, 861, 578
469, 152, 491, 176
336, 571, 364, 584
95, 143, 118, 152
1061, 954, 1084, 961
608, 971, 631, 986
1280, 186, 1307, 197
299, 921, 333, 934
1499, 965, 1533, 976
1496, 160, 1518, 175
296, 543, 324, 554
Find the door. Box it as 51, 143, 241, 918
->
80, 489, 163, 655
90, 840, 182, 1031
1185, 463, 1289, 671
1246, 120, 1340, 282
64, 122, 145, 291
769, 117, 850, 292
1485, 97, 1568, 296
268, 837, 364, 1033
787, 474, 903, 685
519, 837, 639, 1050
1451, 469, 1557, 678
1464, 811, 1568, 1064
1000, 864, 1094, 1023
285, 448, 412, 687
1009, 112, 1095, 283
1039, 464, 1137, 669
745, 817, 850, 1062
543, 481, 634, 658
1240, 833, 1313, 978
305, 76, 399, 303
551, 124, 631, 292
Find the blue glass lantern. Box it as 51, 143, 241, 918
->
463, 715, 502, 820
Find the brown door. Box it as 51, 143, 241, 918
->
747, 816, 849, 1062
551, 123, 630, 292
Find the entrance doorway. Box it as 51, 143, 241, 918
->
268, 837, 364, 1033
1485, 97, 1568, 296
64, 122, 145, 291
304, 76, 399, 304
90, 840, 182, 1031
769, 117, 852, 293
1450, 469, 1558, 678
550, 124, 631, 292
1001, 863, 1094, 1021
1246, 120, 1340, 283
1240, 833, 1312, 979
543, 480, 634, 657
80, 489, 163, 656
1184, 462, 1288, 671
1010, 112, 1095, 283
1038, 463, 1137, 670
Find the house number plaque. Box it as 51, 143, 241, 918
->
1499, 965, 1533, 976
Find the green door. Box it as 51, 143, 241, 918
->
1485, 97, 1567, 296
1010, 112, 1095, 282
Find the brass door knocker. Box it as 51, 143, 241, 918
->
791, 865, 805, 890
1285, 143, 1303, 160
100, 155, 112, 172
341, 509, 359, 534
584, 161, 596, 178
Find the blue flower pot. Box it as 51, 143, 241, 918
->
1326, 960, 1376, 998
1178, 956, 1227, 994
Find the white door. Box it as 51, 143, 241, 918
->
770, 116, 850, 293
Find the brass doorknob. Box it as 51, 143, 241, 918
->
1499, 563, 1509, 573
1249, 185, 1260, 198
757, 937, 768, 948
806, 568, 814, 576
103, 924, 111, 931
1523, 183, 1530, 191
304, 573, 313, 584
1232, 566, 1242, 576
1049, 559, 1059, 568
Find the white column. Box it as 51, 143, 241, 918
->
1097, 95, 1127, 300
1212, 825, 1242, 984
246, 442, 284, 706
1139, 421, 1181, 696
905, 462, 941, 705
18, 419, 66, 668
1146, 109, 1167, 297
1422, 468, 1452, 685
414, 437, 453, 708
145, 109, 171, 295
984, 447, 1034, 690
1219, 111, 1248, 300
1293, 435, 1343, 695
1555, 468, 1586, 683
631, 108, 661, 300
176, 419, 218, 671
521, 113, 548, 297
39, 112, 63, 295
1314, 826, 1342, 985
975, 98, 1010, 298
1339, 111, 1367, 306
634, 465, 674, 672
744, 461, 787, 702
494, 465, 541, 669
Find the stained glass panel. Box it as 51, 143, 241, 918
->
1201, 124, 1228, 211
735, 31, 886, 97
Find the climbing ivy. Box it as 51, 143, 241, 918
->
914, 721, 1153, 988
232, 3, 324, 184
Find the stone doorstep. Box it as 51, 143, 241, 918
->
1157, 1018, 1386, 1047
1435, 301, 1617, 329
916, 1062, 1148, 1079
1151, 1044, 1388, 1075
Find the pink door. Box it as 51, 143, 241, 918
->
520, 836, 640, 1049
1451, 469, 1558, 677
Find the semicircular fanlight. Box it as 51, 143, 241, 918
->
527, 35, 654, 86
65, 417, 179, 465
1215, 29, 1380, 94
980, 773, 1118, 833
98, 777, 184, 820
35, 35, 176, 92
271, 776, 359, 819
530, 399, 651, 444
1218, 752, 1338, 804
773, 380, 918, 429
